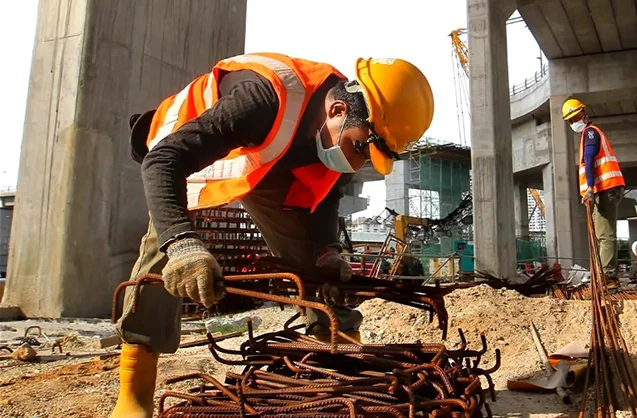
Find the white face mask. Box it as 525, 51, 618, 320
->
571, 120, 586, 133
315, 115, 356, 173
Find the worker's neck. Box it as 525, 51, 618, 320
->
306, 79, 338, 136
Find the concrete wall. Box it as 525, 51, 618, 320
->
3, 0, 247, 318
512, 120, 551, 173
550, 50, 637, 97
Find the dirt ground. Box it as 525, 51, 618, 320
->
1, 285, 637, 417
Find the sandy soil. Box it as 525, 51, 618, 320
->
1, 285, 637, 417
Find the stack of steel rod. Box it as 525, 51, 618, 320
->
253, 256, 452, 338
111, 273, 499, 417
158, 315, 500, 417
579, 203, 637, 417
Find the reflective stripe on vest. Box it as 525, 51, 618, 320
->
186, 55, 306, 208
148, 74, 213, 151
578, 125, 625, 195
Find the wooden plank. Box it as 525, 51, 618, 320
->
99, 335, 121, 349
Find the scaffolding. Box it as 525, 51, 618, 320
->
397, 138, 546, 277
406, 137, 472, 222
403, 137, 473, 276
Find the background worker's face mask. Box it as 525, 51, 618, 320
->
315, 115, 356, 173
570, 120, 586, 133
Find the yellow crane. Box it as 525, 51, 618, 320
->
449, 29, 470, 146
529, 188, 545, 219
450, 29, 469, 77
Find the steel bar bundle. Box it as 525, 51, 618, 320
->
111, 273, 499, 417
158, 316, 500, 418
253, 256, 452, 338
579, 203, 637, 417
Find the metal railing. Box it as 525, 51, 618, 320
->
509, 63, 549, 96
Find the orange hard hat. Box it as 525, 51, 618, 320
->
349, 58, 434, 175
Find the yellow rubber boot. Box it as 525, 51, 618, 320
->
110, 344, 159, 418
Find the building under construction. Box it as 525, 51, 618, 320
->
380, 137, 545, 277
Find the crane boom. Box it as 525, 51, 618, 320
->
529, 188, 545, 219
450, 29, 469, 77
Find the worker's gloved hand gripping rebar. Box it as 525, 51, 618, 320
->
162, 237, 225, 307
581, 187, 594, 205
315, 250, 360, 307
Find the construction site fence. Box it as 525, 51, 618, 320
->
344, 251, 636, 276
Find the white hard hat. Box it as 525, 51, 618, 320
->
632, 241, 637, 256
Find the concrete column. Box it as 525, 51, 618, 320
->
3, 0, 247, 317
468, 0, 517, 278
542, 163, 558, 262
548, 95, 589, 269
513, 184, 529, 240
339, 182, 368, 217
385, 160, 410, 216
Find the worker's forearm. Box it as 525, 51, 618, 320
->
583, 144, 597, 187
142, 147, 196, 250
309, 202, 340, 252
309, 174, 353, 254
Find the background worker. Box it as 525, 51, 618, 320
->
111, 53, 434, 418
562, 98, 625, 288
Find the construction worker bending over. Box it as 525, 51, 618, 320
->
562, 98, 625, 288
111, 53, 434, 418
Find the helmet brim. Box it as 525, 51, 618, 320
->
563, 105, 585, 121
369, 143, 394, 175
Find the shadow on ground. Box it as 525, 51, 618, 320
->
488, 389, 575, 418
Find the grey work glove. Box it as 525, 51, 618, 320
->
162, 237, 225, 308
581, 187, 594, 205
315, 250, 361, 307
316, 250, 353, 282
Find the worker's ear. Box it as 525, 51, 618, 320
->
327, 100, 348, 119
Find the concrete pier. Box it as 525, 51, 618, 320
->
467, 0, 517, 278
3, 0, 247, 317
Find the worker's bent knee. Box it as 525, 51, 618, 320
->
115, 284, 182, 353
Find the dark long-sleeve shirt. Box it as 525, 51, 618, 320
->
140, 70, 351, 251
583, 125, 601, 188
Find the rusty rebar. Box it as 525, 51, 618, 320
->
579, 202, 637, 418
158, 325, 498, 418
114, 270, 493, 417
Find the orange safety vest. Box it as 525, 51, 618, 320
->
146, 53, 346, 212
578, 124, 625, 196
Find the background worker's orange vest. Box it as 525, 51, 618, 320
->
146, 53, 346, 212
578, 124, 625, 196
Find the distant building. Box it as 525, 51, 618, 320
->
348, 217, 390, 243
350, 217, 390, 234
